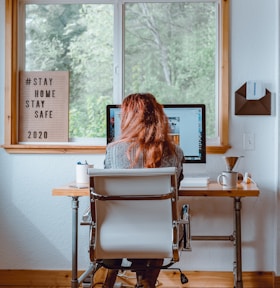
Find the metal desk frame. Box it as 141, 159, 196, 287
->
52, 182, 259, 288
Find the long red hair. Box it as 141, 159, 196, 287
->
118, 93, 176, 168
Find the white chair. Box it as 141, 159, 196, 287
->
85, 167, 188, 287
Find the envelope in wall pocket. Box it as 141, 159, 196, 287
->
235, 83, 271, 115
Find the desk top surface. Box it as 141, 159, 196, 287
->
179, 182, 259, 197
52, 182, 260, 198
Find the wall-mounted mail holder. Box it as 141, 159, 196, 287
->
235, 82, 271, 115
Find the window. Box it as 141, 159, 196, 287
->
3, 0, 230, 154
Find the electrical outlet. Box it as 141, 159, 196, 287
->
243, 133, 255, 150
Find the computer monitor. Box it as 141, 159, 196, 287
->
106, 104, 206, 163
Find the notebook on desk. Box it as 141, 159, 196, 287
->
180, 163, 209, 188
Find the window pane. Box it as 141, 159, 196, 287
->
25, 4, 114, 140
124, 2, 216, 138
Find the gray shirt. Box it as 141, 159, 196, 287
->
104, 141, 184, 185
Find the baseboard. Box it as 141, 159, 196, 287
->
0, 269, 276, 288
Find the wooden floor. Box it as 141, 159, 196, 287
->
0, 268, 277, 288
99, 269, 274, 288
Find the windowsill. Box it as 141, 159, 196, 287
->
1, 143, 230, 154
1, 144, 106, 154
206, 144, 231, 154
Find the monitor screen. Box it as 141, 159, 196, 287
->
106, 104, 206, 163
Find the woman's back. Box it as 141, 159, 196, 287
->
105, 141, 184, 184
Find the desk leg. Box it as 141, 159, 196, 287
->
71, 196, 79, 288
234, 197, 243, 288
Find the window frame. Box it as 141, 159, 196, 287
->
3, 0, 230, 154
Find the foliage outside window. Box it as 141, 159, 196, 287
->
3, 0, 230, 154
124, 2, 217, 138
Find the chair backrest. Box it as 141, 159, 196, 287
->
88, 167, 179, 261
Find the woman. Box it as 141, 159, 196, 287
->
103, 93, 184, 288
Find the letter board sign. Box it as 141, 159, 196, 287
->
19, 71, 69, 142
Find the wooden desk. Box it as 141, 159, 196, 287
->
179, 182, 259, 197
52, 182, 259, 197
52, 182, 259, 288
52, 184, 89, 197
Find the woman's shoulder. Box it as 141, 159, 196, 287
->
106, 141, 132, 156
107, 141, 130, 150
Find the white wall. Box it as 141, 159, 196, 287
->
0, 0, 279, 274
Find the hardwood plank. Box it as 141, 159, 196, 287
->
274, 276, 280, 288
0, 270, 74, 286
0, 269, 275, 288
116, 270, 274, 288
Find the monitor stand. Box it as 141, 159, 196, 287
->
181, 163, 209, 187
183, 163, 207, 177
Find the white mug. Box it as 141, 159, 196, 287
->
217, 171, 238, 188
76, 163, 94, 184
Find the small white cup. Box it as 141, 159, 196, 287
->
76, 163, 94, 184
217, 171, 238, 188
